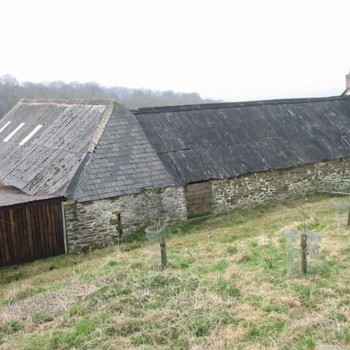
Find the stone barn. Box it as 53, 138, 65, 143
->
1, 96, 350, 265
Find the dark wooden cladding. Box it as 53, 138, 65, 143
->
0, 200, 65, 267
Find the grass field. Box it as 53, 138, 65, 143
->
0, 194, 350, 349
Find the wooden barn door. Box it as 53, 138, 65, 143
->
0, 200, 66, 267
186, 181, 212, 218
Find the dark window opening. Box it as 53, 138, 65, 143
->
117, 213, 123, 238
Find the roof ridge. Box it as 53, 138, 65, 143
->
66, 101, 115, 197
132, 95, 350, 115
86, 101, 115, 152
20, 98, 115, 105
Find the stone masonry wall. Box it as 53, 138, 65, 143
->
65, 158, 350, 253
212, 158, 350, 213
65, 186, 187, 253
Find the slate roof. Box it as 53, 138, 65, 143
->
0, 99, 174, 205
2, 96, 350, 206
71, 105, 175, 202
133, 96, 350, 185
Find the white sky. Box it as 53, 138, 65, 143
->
1, 0, 350, 102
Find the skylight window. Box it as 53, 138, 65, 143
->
19, 124, 43, 146
3, 123, 25, 143
0, 121, 11, 134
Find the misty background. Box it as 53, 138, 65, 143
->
0, 74, 218, 118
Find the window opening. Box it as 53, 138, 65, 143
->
117, 213, 123, 238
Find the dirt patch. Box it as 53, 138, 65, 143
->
0, 283, 97, 323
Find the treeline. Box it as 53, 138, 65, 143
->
0, 74, 217, 118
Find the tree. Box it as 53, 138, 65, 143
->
0, 76, 219, 118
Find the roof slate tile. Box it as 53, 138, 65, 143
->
135, 96, 350, 185
72, 104, 175, 201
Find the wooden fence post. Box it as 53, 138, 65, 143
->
300, 233, 307, 274
159, 228, 168, 270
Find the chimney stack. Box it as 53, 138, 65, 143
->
346, 70, 350, 89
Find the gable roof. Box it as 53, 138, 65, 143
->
0, 99, 174, 205
133, 96, 350, 185
0, 99, 113, 197
2, 96, 350, 206
70, 104, 175, 202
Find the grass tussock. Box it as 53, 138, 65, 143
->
1, 194, 350, 349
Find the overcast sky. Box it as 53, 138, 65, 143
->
1, 0, 350, 102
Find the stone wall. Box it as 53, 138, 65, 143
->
212, 158, 350, 213
65, 186, 187, 253
64, 157, 350, 253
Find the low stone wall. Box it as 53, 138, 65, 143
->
212, 158, 350, 213
65, 186, 187, 253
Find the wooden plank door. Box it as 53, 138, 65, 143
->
185, 181, 212, 218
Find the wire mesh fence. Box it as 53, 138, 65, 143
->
145, 221, 168, 243
332, 201, 350, 227
284, 229, 322, 278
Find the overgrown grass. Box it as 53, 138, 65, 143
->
1, 194, 350, 349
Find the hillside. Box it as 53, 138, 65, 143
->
0, 75, 218, 118
0, 194, 350, 349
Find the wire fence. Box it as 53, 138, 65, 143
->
332, 201, 350, 227
145, 221, 168, 243
284, 229, 322, 278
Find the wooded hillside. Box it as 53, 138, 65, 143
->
0, 74, 217, 118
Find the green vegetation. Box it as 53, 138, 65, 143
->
1, 194, 350, 349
